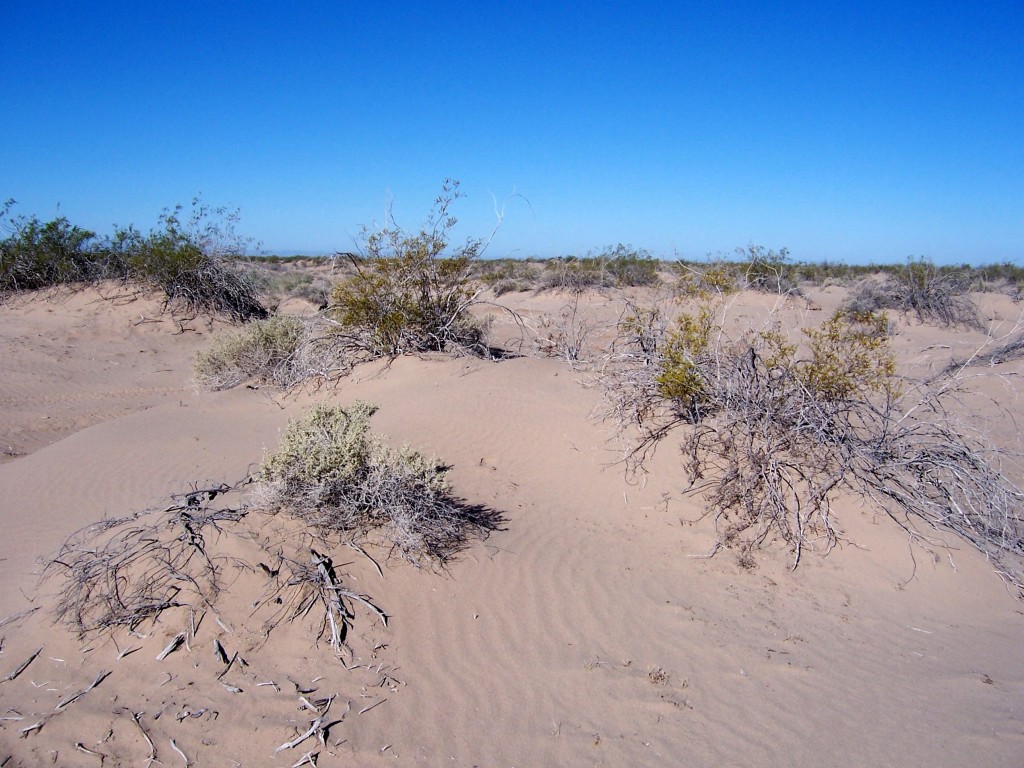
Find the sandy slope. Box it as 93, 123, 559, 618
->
1, 286, 1022, 767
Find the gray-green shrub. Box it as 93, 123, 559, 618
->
194, 315, 305, 390
257, 401, 488, 564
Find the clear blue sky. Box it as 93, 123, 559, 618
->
3, 1, 1021, 264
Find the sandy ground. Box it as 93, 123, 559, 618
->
1, 285, 1022, 767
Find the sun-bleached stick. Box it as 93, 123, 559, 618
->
156, 632, 186, 661
274, 717, 324, 753
1, 647, 42, 683
55, 670, 111, 711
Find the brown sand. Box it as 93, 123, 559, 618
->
1, 286, 1022, 766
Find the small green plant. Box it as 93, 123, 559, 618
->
258, 401, 489, 564
799, 311, 895, 401
194, 314, 305, 390
330, 180, 487, 356
655, 303, 717, 419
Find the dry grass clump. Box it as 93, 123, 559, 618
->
257, 401, 498, 565
194, 312, 366, 391
195, 315, 305, 390
602, 297, 1024, 586
843, 258, 983, 329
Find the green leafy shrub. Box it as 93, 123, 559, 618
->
110, 199, 267, 321
194, 315, 305, 390
258, 401, 489, 564
674, 260, 740, 297
0, 201, 105, 293
798, 311, 895, 400
655, 303, 717, 419
330, 180, 487, 356
602, 244, 660, 287
1, 198, 267, 320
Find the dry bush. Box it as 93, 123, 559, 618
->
195, 315, 305, 390
256, 401, 500, 565
843, 259, 983, 329
602, 297, 1024, 586
194, 313, 367, 391
43, 484, 245, 634
528, 293, 601, 365
41, 482, 388, 659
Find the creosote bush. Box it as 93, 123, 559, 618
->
194, 314, 305, 390
603, 297, 1024, 585
0, 201, 104, 292
258, 401, 489, 564
109, 199, 267, 320
0, 197, 267, 320
329, 180, 488, 357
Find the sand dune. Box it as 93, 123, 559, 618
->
1, 287, 1022, 766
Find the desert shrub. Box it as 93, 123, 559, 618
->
1, 198, 267, 319
194, 314, 305, 390
655, 303, 717, 420
110, 199, 267, 321
541, 245, 661, 292
264, 269, 332, 306
738, 244, 797, 293
477, 258, 541, 295
843, 258, 982, 329
0, 201, 106, 293
674, 260, 739, 297
603, 298, 1024, 583
797, 311, 896, 400
540, 256, 609, 291
602, 244, 661, 287
258, 401, 489, 564
330, 180, 487, 356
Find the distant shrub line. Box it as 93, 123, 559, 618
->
1, 198, 266, 320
